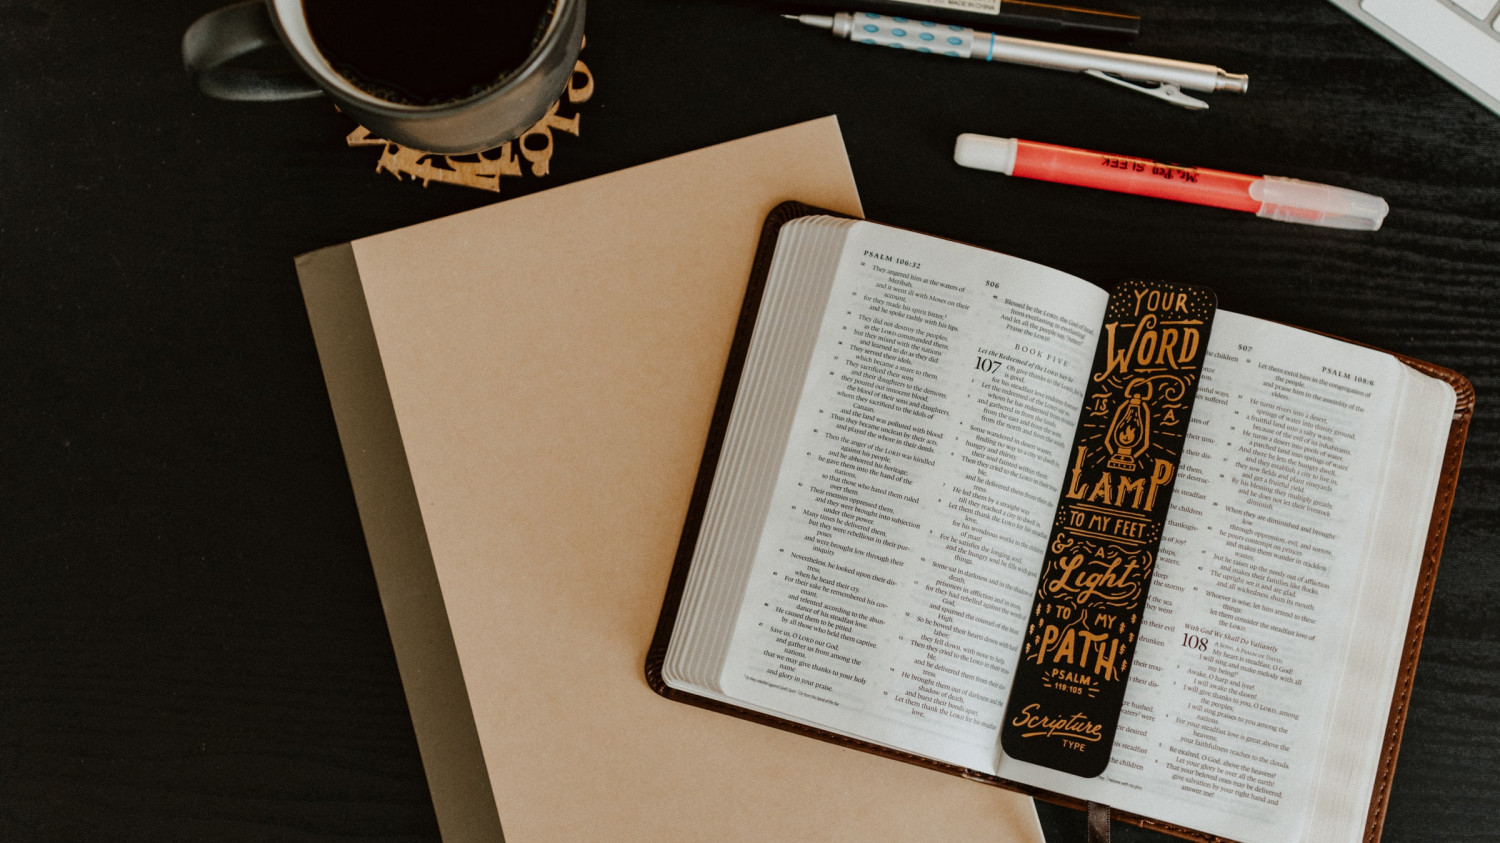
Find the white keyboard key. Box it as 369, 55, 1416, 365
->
1450, 0, 1497, 20
1362, 0, 1500, 98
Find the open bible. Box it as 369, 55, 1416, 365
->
647, 205, 1472, 843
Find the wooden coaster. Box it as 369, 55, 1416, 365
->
346, 39, 594, 193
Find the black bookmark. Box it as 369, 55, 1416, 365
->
1001, 279, 1216, 777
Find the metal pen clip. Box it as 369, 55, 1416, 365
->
1083, 69, 1210, 110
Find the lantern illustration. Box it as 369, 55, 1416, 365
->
1105, 388, 1151, 471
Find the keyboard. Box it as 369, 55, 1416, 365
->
1328, 0, 1500, 115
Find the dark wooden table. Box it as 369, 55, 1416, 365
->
3, 0, 1496, 840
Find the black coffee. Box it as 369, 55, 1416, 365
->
303, 0, 554, 106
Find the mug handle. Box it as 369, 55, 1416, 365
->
183, 0, 323, 101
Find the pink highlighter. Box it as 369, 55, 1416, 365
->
954, 133, 1389, 230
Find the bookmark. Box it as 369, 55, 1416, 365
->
1001, 279, 1216, 777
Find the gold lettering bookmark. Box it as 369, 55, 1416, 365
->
1001, 279, 1216, 777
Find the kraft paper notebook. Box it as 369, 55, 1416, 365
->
647, 204, 1473, 843
294, 119, 1045, 843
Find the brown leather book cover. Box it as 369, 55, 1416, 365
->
646, 201, 1474, 843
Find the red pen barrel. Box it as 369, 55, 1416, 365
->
1013, 140, 1262, 213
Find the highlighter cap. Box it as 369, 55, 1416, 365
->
1249, 175, 1389, 231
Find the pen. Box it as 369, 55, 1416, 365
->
785, 0, 1140, 41
784, 11, 1247, 109
953, 134, 1390, 230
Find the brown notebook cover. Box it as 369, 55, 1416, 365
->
299, 121, 1046, 843
646, 201, 1474, 843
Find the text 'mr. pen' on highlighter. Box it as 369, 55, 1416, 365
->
954, 133, 1389, 230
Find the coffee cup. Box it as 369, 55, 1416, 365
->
183, 0, 584, 154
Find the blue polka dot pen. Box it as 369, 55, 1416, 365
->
783, 11, 1248, 110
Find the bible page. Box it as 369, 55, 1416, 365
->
997, 312, 1454, 843
704, 220, 1108, 771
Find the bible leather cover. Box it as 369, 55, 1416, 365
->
645, 202, 1475, 843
